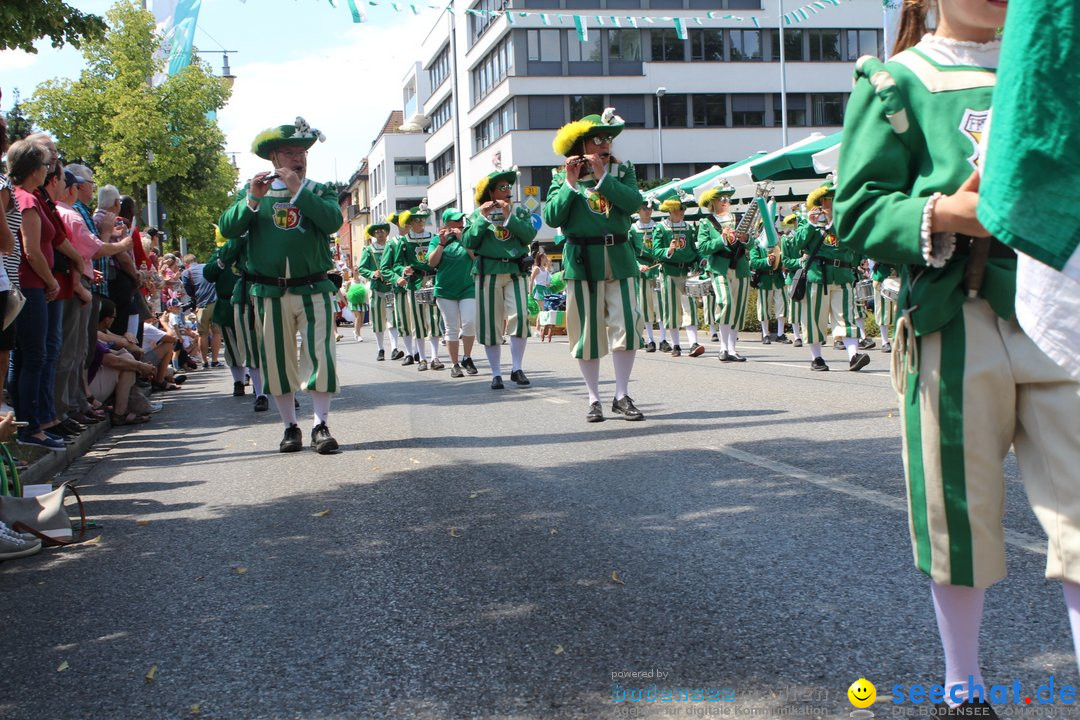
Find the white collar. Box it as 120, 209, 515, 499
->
916, 33, 1000, 69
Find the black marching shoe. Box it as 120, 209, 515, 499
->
376, 349, 385, 361
233, 381, 245, 397
671, 345, 682, 358
881, 341, 892, 353
491, 376, 504, 390
731, 352, 746, 362
810, 357, 829, 372
401, 355, 415, 366
688, 343, 705, 357
390, 349, 405, 360
793, 338, 804, 347
645, 341, 656, 353
834, 338, 846, 350
586, 401, 604, 423
849, 352, 871, 372
253, 395, 269, 412
510, 369, 530, 386
659, 340, 672, 352
430, 359, 445, 370
450, 364, 464, 378
279, 424, 303, 453
761, 335, 772, 345
462, 356, 478, 375
611, 396, 644, 421
776, 333, 791, 344
417, 360, 429, 371
413, 352, 420, 362
711, 333, 719, 343
311, 423, 339, 454
718, 351, 735, 362
859, 337, 876, 350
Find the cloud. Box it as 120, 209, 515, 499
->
219, 13, 434, 188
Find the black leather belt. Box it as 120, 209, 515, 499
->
664, 260, 695, 270
243, 271, 328, 287
565, 234, 628, 247
955, 235, 1016, 259
821, 259, 852, 268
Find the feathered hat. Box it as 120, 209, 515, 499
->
806, 176, 836, 210
365, 222, 390, 237
552, 107, 625, 157
474, 168, 519, 205
697, 180, 736, 209
251, 117, 326, 160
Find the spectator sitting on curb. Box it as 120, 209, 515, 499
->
141, 314, 186, 391
90, 300, 152, 425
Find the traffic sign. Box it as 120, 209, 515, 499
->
529, 213, 543, 231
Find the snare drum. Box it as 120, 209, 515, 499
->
415, 287, 436, 305
653, 276, 663, 294
853, 279, 874, 306
384, 293, 395, 310
880, 277, 900, 304
685, 277, 714, 298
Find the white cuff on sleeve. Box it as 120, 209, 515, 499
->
920, 193, 956, 268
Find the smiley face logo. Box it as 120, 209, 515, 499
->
847, 679, 876, 709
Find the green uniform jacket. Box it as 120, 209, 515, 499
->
788, 222, 858, 286
356, 242, 394, 293
428, 237, 476, 301
749, 244, 785, 291
394, 232, 437, 291
781, 233, 801, 286
696, 213, 750, 277
202, 245, 239, 327
217, 179, 340, 298
651, 220, 699, 277
543, 161, 642, 282
834, 47, 1014, 336
461, 206, 534, 276
629, 221, 660, 279
380, 237, 406, 289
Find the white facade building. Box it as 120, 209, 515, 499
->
400, 0, 886, 239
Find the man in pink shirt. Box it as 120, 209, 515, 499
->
57, 169, 131, 425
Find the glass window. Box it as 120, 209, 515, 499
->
784, 28, 805, 61
469, 0, 507, 46
808, 29, 841, 61
472, 36, 513, 104
394, 161, 429, 186
658, 93, 689, 128
570, 94, 604, 120
428, 46, 451, 90
690, 29, 724, 62
729, 29, 762, 61
527, 29, 561, 61
567, 30, 602, 62
429, 97, 453, 133
608, 95, 646, 128
651, 28, 684, 61
474, 100, 516, 152
846, 29, 882, 60
773, 93, 807, 126
608, 29, 642, 61
692, 94, 726, 127
431, 148, 455, 181
731, 94, 765, 127
811, 93, 846, 125
528, 96, 565, 129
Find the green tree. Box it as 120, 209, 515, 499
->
26, 1, 236, 254
4, 89, 35, 143
0, 0, 107, 53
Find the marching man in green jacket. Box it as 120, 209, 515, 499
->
388, 205, 443, 371
355, 222, 399, 362
462, 169, 536, 389
543, 109, 645, 422
749, 225, 789, 346
629, 199, 664, 352
652, 196, 703, 358
381, 212, 411, 363
218, 117, 341, 454
696, 182, 751, 362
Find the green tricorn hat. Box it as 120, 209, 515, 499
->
474, 168, 519, 205
552, 107, 625, 156
251, 117, 326, 160
365, 223, 390, 237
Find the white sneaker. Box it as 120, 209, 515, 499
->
0, 521, 42, 559
0, 520, 37, 543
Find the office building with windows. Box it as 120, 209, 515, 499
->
403, 0, 884, 238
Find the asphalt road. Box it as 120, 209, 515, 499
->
1, 330, 1073, 720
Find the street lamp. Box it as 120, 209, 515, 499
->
655, 87, 666, 181
193, 49, 238, 88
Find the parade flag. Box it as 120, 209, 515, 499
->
153, 0, 203, 77
673, 17, 687, 40
346, 0, 366, 22
540, 12, 551, 25
573, 14, 588, 42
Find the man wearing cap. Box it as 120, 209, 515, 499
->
543, 108, 645, 422
463, 168, 536, 389
787, 180, 869, 372
428, 208, 478, 378
697, 183, 751, 362
356, 222, 399, 361
387, 205, 443, 371
218, 117, 341, 453
629, 199, 664, 352
651, 196, 703, 358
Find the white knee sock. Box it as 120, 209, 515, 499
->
274, 393, 298, 427
509, 336, 526, 372
710, 323, 719, 336
669, 329, 681, 347
389, 327, 399, 350
577, 358, 601, 404
810, 342, 822, 360
726, 327, 738, 355
428, 337, 440, 361
1063, 581, 1080, 679
685, 325, 699, 346
374, 331, 385, 351
793, 323, 803, 341
843, 336, 858, 359
230, 366, 246, 383
776, 317, 785, 336
856, 317, 867, 339
644, 324, 655, 343
247, 367, 265, 397
484, 344, 502, 377
403, 336, 415, 356
931, 581, 986, 708
311, 391, 331, 427
658, 326, 667, 342
416, 337, 427, 361
611, 350, 635, 400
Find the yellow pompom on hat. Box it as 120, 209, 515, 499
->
365, 222, 390, 238
251, 117, 326, 160
782, 213, 798, 227
552, 107, 625, 156
213, 225, 227, 247
658, 198, 689, 214
697, 180, 736, 209
474, 168, 519, 205
806, 178, 836, 209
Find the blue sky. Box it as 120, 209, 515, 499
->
0, 0, 435, 185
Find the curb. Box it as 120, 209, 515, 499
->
16, 419, 113, 487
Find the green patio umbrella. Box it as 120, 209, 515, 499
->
748, 131, 842, 182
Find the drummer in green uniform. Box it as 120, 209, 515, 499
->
543, 108, 645, 422
652, 196, 703, 358
390, 205, 443, 371
217, 116, 340, 453
356, 222, 400, 361
696, 182, 750, 362
748, 211, 789, 346
629, 199, 664, 352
